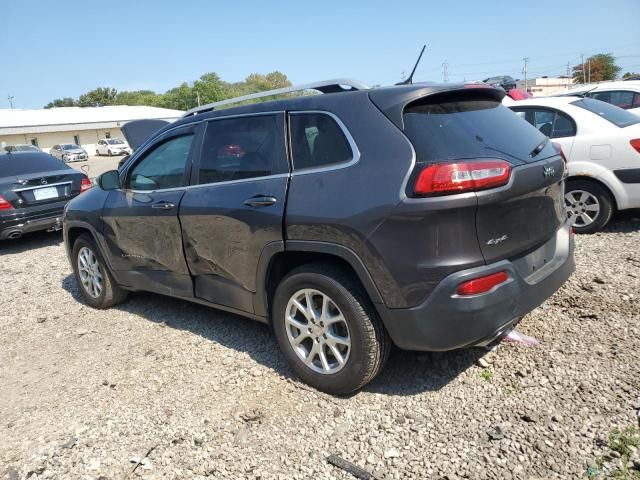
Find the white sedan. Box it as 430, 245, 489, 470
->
507, 96, 640, 232
96, 138, 131, 156
558, 80, 640, 116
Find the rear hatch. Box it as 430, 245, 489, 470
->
0, 153, 85, 210
398, 87, 566, 263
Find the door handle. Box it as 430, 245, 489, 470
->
243, 196, 277, 207
151, 202, 175, 210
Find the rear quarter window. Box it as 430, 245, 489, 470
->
572, 98, 640, 128
0, 153, 69, 177
290, 113, 353, 170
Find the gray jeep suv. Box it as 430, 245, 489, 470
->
63, 79, 574, 394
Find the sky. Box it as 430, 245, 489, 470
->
1, 0, 639, 109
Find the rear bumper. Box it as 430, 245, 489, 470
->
377, 221, 575, 351
0, 208, 65, 239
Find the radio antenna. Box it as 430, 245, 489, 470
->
396, 44, 426, 85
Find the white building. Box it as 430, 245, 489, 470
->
0, 105, 184, 154
520, 76, 574, 97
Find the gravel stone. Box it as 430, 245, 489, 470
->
1, 215, 639, 479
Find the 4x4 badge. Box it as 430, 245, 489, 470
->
543, 165, 555, 178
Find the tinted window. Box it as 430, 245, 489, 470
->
572, 98, 640, 127
127, 134, 193, 190
634, 94, 640, 108
609, 91, 635, 109
590, 91, 610, 103
197, 115, 283, 184
0, 153, 68, 177
290, 113, 353, 170
404, 97, 545, 163
511, 108, 577, 139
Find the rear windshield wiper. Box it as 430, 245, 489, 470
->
530, 138, 549, 158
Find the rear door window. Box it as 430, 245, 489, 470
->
289, 112, 353, 170
512, 108, 576, 139
572, 98, 640, 127
196, 114, 286, 184
608, 91, 635, 109
404, 95, 547, 164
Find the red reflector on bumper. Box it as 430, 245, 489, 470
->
456, 271, 509, 296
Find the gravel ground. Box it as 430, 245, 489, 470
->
68, 155, 121, 180
1, 213, 639, 480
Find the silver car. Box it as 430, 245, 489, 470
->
50, 144, 88, 163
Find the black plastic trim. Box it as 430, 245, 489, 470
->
613, 168, 640, 184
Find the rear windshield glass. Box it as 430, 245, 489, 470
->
0, 153, 68, 177
571, 98, 640, 128
403, 96, 546, 163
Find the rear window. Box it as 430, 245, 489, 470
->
0, 153, 68, 177
403, 96, 546, 163
571, 98, 640, 128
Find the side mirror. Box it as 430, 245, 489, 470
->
98, 170, 121, 190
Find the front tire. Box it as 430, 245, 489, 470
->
107, 150, 113, 156
565, 180, 614, 233
72, 234, 128, 308
272, 263, 390, 395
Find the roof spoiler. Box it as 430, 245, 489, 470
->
120, 119, 171, 150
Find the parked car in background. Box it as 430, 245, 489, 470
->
63, 79, 574, 394
1, 151, 91, 240
508, 96, 640, 233
96, 138, 132, 156
50, 144, 89, 163
558, 81, 640, 115
483, 75, 517, 91
4, 144, 41, 153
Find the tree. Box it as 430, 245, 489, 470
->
115, 90, 161, 106
622, 72, 640, 80
192, 72, 230, 105
572, 53, 621, 84
44, 97, 77, 109
78, 87, 118, 107
158, 82, 196, 111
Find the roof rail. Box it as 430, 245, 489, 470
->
181, 78, 369, 117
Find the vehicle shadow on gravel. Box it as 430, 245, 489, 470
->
61, 272, 487, 396
0, 231, 62, 255
604, 209, 640, 233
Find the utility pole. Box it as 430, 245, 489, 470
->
581, 54, 585, 83
566, 62, 570, 78
587, 57, 591, 83
196, 90, 201, 107
522, 57, 529, 92
442, 61, 449, 83
7, 95, 14, 109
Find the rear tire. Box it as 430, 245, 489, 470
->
72, 233, 128, 308
565, 180, 614, 234
272, 263, 390, 395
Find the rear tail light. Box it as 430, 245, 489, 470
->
0, 194, 14, 210
630, 139, 640, 154
414, 160, 511, 196
80, 177, 92, 192
456, 271, 509, 296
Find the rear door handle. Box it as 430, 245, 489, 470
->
243, 196, 277, 207
151, 202, 175, 210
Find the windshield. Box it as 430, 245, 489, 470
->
403, 96, 547, 164
62, 144, 79, 150
107, 139, 124, 145
571, 98, 640, 128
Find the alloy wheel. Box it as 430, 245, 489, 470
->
565, 190, 600, 227
77, 246, 103, 298
285, 289, 351, 374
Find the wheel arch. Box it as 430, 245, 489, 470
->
566, 175, 618, 211
255, 241, 384, 320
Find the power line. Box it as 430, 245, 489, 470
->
442, 61, 449, 83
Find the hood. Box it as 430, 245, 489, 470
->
121, 119, 171, 150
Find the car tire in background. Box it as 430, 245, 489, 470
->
72, 233, 128, 308
95, 150, 100, 156
272, 263, 390, 395
565, 179, 614, 233
108, 150, 113, 156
